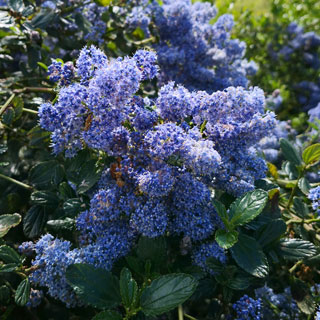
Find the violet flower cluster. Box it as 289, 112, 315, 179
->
126, 0, 257, 93
232, 294, 262, 320
34, 46, 275, 306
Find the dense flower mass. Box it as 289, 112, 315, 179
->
34, 46, 275, 305
126, 0, 256, 92
232, 294, 262, 320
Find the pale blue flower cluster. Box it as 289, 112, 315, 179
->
308, 186, 320, 214
126, 0, 257, 92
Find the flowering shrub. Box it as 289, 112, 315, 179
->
0, 0, 319, 319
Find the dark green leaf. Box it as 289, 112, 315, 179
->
29, 161, 64, 189
293, 197, 309, 219
2, 108, 14, 125
230, 234, 269, 278
140, 274, 198, 316
92, 310, 122, 320
298, 177, 311, 195
77, 160, 100, 193
30, 191, 59, 208
15, 279, 30, 306
63, 198, 83, 217
277, 239, 317, 261
0, 285, 10, 302
255, 219, 286, 247
137, 236, 167, 266
227, 272, 252, 291
229, 189, 268, 227
215, 229, 238, 249
0, 245, 21, 264
0, 263, 19, 273
212, 200, 229, 226
120, 268, 138, 309
23, 205, 48, 238
66, 264, 121, 309
280, 138, 302, 166
0, 213, 21, 237
302, 143, 320, 165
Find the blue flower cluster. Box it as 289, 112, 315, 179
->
258, 120, 293, 163
35, 46, 275, 306
255, 285, 300, 320
269, 22, 320, 112
232, 294, 262, 320
191, 242, 227, 275
26, 289, 43, 308
126, 0, 257, 93
308, 186, 320, 214
48, 60, 75, 86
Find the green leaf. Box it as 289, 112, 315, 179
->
226, 271, 252, 291
0, 213, 21, 237
66, 264, 121, 309
280, 138, 302, 166
0, 263, 19, 273
29, 161, 64, 190
77, 160, 100, 193
255, 219, 286, 247
120, 268, 138, 309
30, 9, 56, 29
296, 295, 316, 315
47, 218, 75, 232
302, 143, 320, 165
94, 0, 112, 6
230, 234, 269, 278
137, 236, 167, 266
63, 198, 83, 217
215, 229, 238, 249
0, 285, 10, 302
293, 197, 309, 219
23, 205, 48, 238
15, 279, 30, 306
277, 239, 317, 261
212, 200, 229, 227
229, 189, 268, 227
140, 274, 198, 316
298, 177, 311, 195
37, 62, 48, 71
30, 191, 59, 208
0, 245, 21, 264
8, 0, 24, 12
92, 310, 122, 320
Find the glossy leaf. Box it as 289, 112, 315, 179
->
23, 205, 48, 238
280, 138, 302, 166
0, 213, 21, 237
141, 274, 198, 316
229, 189, 268, 227
230, 234, 269, 278
120, 268, 138, 309
215, 229, 238, 249
277, 239, 317, 261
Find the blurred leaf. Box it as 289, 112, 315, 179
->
268, 162, 278, 179
298, 177, 311, 195
293, 197, 309, 219
255, 219, 286, 247
302, 143, 320, 165
0, 213, 21, 237
137, 236, 167, 266
30, 191, 59, 208
280, 138, 302, 166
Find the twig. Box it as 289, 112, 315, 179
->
0, 173, 33, 190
